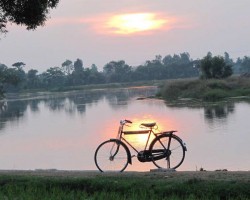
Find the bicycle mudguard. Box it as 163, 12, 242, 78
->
109, 139, 132, 164
156, 132, 187, 151
172, 134, 187, 151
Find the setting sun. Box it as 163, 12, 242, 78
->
106, 13, 167, 34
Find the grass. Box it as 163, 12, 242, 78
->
159, 76, 250, 101
0, 174, 249, 199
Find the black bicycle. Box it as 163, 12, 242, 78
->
94, 119, 187, 172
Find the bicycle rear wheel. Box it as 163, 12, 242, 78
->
94, 140, 129, 172
150, 134, 185, 169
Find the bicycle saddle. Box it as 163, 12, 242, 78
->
141, 122, 156, 128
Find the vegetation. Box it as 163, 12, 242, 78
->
0, 174, 249, 200
159, 76, 250, 101
1, 51, 250, 100
0, 63, 20, 98
0, 0, 59, 34
0, 53, 199, 98
199, 52, 233, 79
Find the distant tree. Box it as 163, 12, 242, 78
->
61, 60, 73, 75
27, 69, 39, 88
0, 63, 20, 97
161, 52, 198, 78
200, 53, 233, 79
224, 52, 233, 65
154, 55, 162, 63
12, 62, 25, 70
8, 62, 26, 90
162, 55, 173, 66
90, 64, 98, 73
240, 56, 250, 73
0, 0, 60, 34
103, 60, 132, 82
70, 59, 84, 85
74, 59, 84, 72
45, 67, 65, 87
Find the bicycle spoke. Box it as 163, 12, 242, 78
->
150, 135, 185, 169
94, 140, 129, 172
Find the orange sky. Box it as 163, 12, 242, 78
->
1, 0, 250, 71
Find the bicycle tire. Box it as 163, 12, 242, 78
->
149, 134, 186, 169
94, 140, 129, 172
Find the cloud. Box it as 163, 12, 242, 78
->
46, 12, 187, 36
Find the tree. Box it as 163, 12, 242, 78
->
240, 56, 250, 73
0, 63, 20, 97
90, 64, 98, 73
74, 59, 84, 72
27, 69, 39, 88
45, 67, 65, 87
12, 62, 25, 70
69, 59, 84, 85
200, 53, 233, 79
0, 0, 60, 34
103, 60, 132, 82
61, 60, 73, 75
12, 62, 26, 84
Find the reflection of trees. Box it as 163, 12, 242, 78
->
44, 97, 66, 111
0, 100, 28, 131
165, 100, 237, 123
204, 103, 235, 124
29, 100, 40, 112
0, 87, 158, 131
106, 87, 158, 110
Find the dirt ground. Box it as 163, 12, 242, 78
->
0, 170, 249, 182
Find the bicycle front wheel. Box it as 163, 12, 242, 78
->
150, 134, 185, 169
94, 140, 129, 172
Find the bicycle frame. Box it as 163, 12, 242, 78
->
116, 120, 164, 155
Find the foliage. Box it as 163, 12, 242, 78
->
61, 60, 73, 75
199, 52, 233, 79
160, 76, 250, 101
0, 63, 21, 97
238, 56, 250, 73
104, 60, 132, 82
1, 52, 250, 96
0, 0, 59, 34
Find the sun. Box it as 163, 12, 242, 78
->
106, 13, 167, 35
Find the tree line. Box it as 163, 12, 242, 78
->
1, 52, 250, 97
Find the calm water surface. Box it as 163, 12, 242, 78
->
0, 87, 250, 171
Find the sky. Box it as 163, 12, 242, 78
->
1, 0, 250, 72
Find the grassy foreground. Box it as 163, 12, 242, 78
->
0, 171, 250, 200
159, 76, 250, 101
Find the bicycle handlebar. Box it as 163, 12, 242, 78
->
125, 119, 132, 124
120, 119, 133, 125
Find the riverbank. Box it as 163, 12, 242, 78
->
0, 170, 249, 199
158, 76, 250, 101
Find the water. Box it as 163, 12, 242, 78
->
0, 87, 249, 171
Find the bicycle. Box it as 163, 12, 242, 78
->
94, 119, 187, 172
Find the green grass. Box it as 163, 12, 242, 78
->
0, 175, 249, 200
159, 76, 250, 101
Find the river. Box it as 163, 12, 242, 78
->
0, 87, 249, 171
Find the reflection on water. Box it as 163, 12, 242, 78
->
0, 87, 157, 132
165, 100, 238, 123
0, 87, 250, 171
